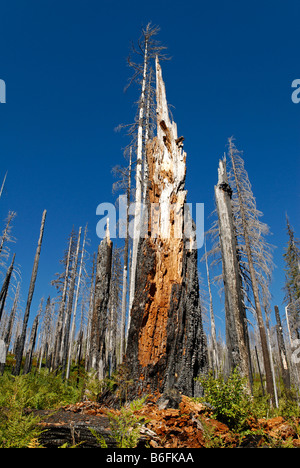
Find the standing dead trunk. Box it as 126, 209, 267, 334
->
38, 296, 52, 371
128, 35, 149, 327
85, 252, 96, 371
52, 235, 73, 371
120, 149, 132, 361
61, 227, 82, 379
0, 253, 15, 323
228, 143, 275, 404
89, 225, 112, 379
66, 225, 87, 380
204, 240, 219, 373
214, 158, 251, 385
274, 305, 291, 390
14, 209, 47, 375
23, 308, 41, 375
3, 281, 20, 352
125, 58, 207, 398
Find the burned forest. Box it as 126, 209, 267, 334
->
0, 22, 299, 450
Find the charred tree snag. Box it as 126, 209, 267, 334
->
89, 225, 112, 379
14, 210, 47, 376
214, 158, 252, 387
125, 58, 207, 398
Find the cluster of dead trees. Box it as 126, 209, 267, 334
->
204, 138, 300, 405
0, 24, 299, 406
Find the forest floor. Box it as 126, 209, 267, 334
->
35, 394, 300, 448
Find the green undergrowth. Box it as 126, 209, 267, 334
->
0, 365, 299, 448
196, 368, 300, 440
0, 369, 84, 448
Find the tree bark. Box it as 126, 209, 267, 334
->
89, 226, 113, 379
120, 148, 132, 361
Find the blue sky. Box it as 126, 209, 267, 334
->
0, 0, 299, 336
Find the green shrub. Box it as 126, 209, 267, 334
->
197, 368, 252, 430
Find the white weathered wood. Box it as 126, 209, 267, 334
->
0, 339, 6, 364
128, 37, 149, 326
214, 158, 251, 383
66, 225, 87, 380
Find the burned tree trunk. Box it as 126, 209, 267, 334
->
23, 312, 39, 374
14, 209, 47, 375
0, 253, 15, 323
125, 58, 207, 398
89, 226, 112, 379
214, 158, 252, 385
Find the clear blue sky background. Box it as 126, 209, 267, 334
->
0, 0, 299, 336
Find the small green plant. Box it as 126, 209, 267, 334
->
83, 370, 105, 401
90, 396, 148, 448
89, 428, 109, 448
107, 396, 148, 448
197, 368, 252, 431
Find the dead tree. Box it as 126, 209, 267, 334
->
204, 239, 219, 373
274, 305, 291, 390
23, 299, 43, 374
0, 253, 15, 324
227, 138, 275, 404
107, 246, 122, 376
112, 148, 133, 362
0, 172, 7, 201
3, 281, 20, 352
89, 224, 112, 379
61, 227, 82, 379
37, 296, 53, 371
125, 58, 208, 398
51, 233, 73, 371
214, 157, 252, 386
0, 211, 16, 262
14, 209, 47, 375
66, 225, 88, 380
85, 252, 96, 371
126, 23, 169, 329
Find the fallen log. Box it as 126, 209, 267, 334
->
33, 406, 156, 448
